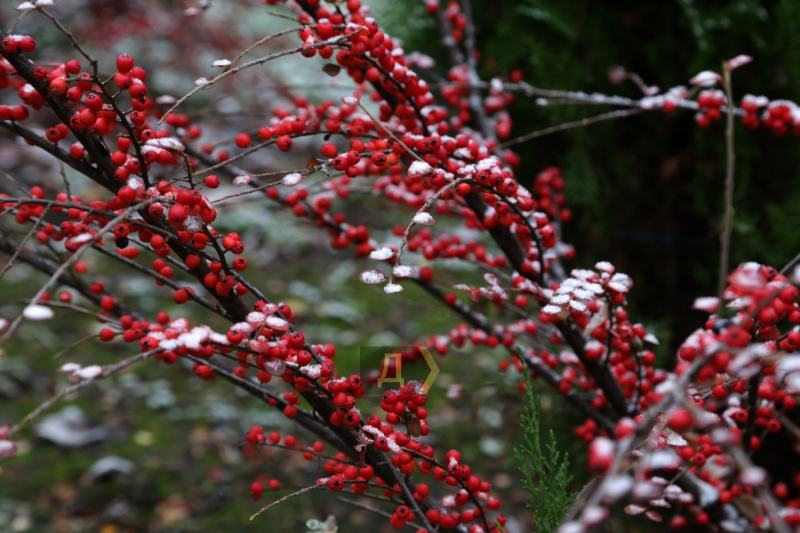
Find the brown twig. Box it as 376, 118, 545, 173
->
159, 34, 352, 124
495, 108, 646, 150
717, 62, 737, 313
0, 200, 155, 344
8, 348, 162, 437
0, 202, 51, 282
249, 484, 322, 520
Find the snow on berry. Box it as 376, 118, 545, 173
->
233, 175, 253, 187
369, 247, 395, 260
265, 315, 289, 332
392, 265, 415, 277
692, 296, 719, 313
145, 137, 185, 152
412, 212, 435, 225
263, 357, 286, 376
408, 161, 433, 177
281, 173, 303, 187
359, 269, 387, 284
73, 365, 103, 381
384, 283, 404, 294
0, 440, 17, 459
23, 304, 54, 320
689, 70, 722, 86
727, 54, 753, 70
300, 364, 321, 378
59, 363, 82, 373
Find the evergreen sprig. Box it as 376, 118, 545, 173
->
514, 378, 576, 533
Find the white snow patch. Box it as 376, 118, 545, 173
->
23, 304, 53, 320
146, 137, 184, 152
692, 296, 719, 313
740, 466, 767, 486
413, 212, 435, 225
595, 261, 614, 273
408, 161, 433, 177
74, 365, 103, 380
369, 247, 395, 260
233, 175, 252, 187
690, 70, 722, 86
281, 173, 303, 187
727, 55, 753, 70
392, 265, 415, 277
666, 434, 688, 447
359, 269, 386, 284
604, 475, 634, 501
0, 440, 17, 459
265, 315, 289, 332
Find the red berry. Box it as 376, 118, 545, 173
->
277, 135, 293, 152
173, 289, 189, 304
235, 133, 251, 148
320, 142, 337, 158
116, 53, 135, 73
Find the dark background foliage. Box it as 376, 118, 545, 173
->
388, 0, 800, 357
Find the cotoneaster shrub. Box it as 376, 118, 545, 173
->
1, 1, 800, 532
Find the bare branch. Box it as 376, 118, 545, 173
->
250, 484, 322, 520
717, 63, 737, 312
0, 200, 155, 343
8, 348, 162, 438
0, 202, 51, 282
159, 34, 351, 124
495, 108, 646, 150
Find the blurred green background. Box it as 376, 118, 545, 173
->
1, 0, 799, 532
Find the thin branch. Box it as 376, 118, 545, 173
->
250, 484, 321, 520
779, 249, 800, 276
0, 200, 155, 343
91, 243, 233, 320
0, 169, 31, 196
357, 102, 427, 164
495, 108, 646, 150
210, 177, 285, 204
159, 34, 351, 124
225, 27, 305, 70
717, 63, 736, 313
8, 348, 161, 437
459, 0, 493, 139
51, 332, 100, 359
0, 202, 51, 282
391, 178, 472, 285
0, 234, 143, 320
337, 497, 426, 530
38, 8, 100, 76
57, 160, 72, 202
